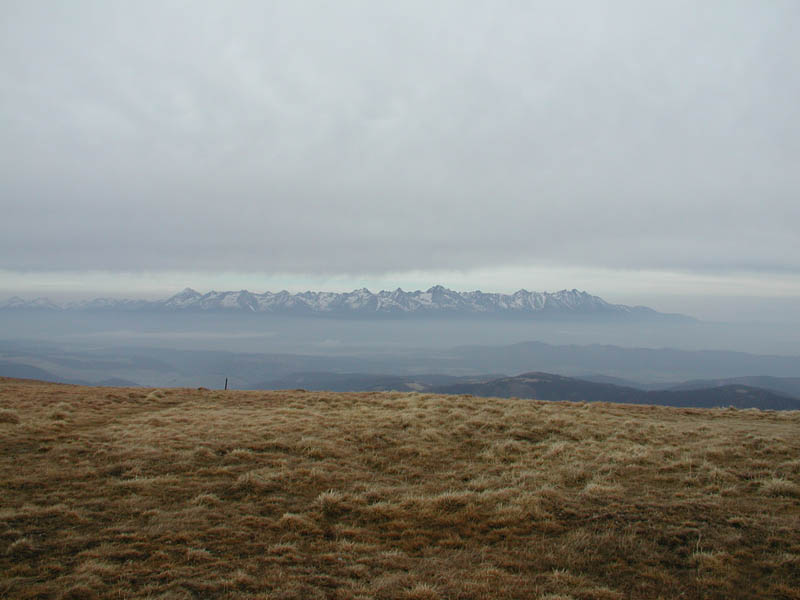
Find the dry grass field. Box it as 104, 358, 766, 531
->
1, 377, 799, 599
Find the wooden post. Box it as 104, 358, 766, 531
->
224, 377, 228, 391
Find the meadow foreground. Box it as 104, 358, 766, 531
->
1, 378, 799, 599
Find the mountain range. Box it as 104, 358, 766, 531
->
0, 286, 692, 320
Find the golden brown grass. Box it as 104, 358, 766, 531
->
1, 377, 799, 599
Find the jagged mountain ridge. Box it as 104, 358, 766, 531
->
0, 296, 61, 310
0, 286, 691, 319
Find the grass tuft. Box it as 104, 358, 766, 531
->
6, 537, 34, 556
404, 583, 440, 599
0, 408, 20, 424
760, 477, 800, 497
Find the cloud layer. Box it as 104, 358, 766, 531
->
2, 1, 799, 276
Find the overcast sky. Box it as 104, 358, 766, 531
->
2, 1, 799, 313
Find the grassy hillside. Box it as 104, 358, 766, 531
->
1, 377, 799, 599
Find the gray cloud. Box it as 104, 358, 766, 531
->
1, 1, 799, 276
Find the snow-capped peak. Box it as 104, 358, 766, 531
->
0, 296, 62, 310
0, 287, 690, 321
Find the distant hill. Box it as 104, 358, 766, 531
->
0, 361, 83, 384
252, 372, 497, 393
0, 361, 139, 388
578, 373, 800, 399
0, 286, 694, 320
665, 375, 800, 399
431, 372, 800, 410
